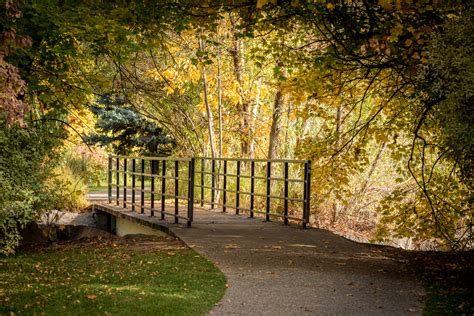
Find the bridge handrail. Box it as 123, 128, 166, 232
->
110, 155, 192, 162
107, 155, 311, 228
195, 156, 308, 164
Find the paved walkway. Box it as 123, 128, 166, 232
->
92, 203, 425, 315
173, 209, 424, 315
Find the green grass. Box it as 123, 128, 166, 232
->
0, 241, 226, 315
423, 284, 473, 315
402, 250, 474, 315
88, 183, 109, 192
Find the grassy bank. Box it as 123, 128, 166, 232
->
0, 237, 226, 315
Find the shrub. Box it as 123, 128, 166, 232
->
0, 119, 62, 254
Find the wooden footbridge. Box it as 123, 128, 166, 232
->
96, 155, 312, 229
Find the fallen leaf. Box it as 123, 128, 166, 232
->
85, 294, 97, 300
224, 244, 240, 249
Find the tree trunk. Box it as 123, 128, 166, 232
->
284, 101, 292, 158
215, 47, 223, 203
199, 38, 216, 159
249, 79, 261, 158
229, 13, 250, 157
217, 49, 223, 159
268, 64, 285, 160
335, 105, 343, 149
331, 105, 343, 224
359, 142, 387, 197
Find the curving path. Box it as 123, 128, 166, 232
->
167, 208, 425, 315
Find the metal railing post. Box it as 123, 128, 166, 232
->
201, 158, 204, 206
284, 162, 289, 225
161, 160, 166, 220
211, 159, 216, 209
223, 160, 227, 213
108, 156, 112, 204
187, 158, 195, 227
265, 161, 271, 221
116, 158, 120, 206
174, 160, 179, 224
150, 160, 155, 217
123, 158, 127, 208
141, 159, 145, 214
303, 160, 311, 228
236, 160, 241, 215
131, 158, 135, 211
250, 160, 255, 218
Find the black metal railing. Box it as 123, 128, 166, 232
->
108, 156, 195, 227
194, 157, 311, 228
107, 155, 311, 228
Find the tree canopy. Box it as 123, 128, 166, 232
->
1, 0, 472, 251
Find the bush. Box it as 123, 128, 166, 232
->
0, 178, 37, 255
0, 120, 63, 255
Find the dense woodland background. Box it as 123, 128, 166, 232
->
1, 0, 472, 254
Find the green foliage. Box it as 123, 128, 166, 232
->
0, 116, 97, 254
374, 11, 474, 250
0, 179, 37, 255
46, 167, 89, 211
417, 10, 474, 186
86, 95, 175, 156
0, 118, 62, 255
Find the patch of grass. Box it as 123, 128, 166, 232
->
87, 184, 108, 192
404, 250, 474, 315
423, 284, 473, 315
0, 240, 226, 315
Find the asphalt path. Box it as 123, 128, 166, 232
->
168, 208, 425, 315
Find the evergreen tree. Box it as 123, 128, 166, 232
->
86, 95, 175, 156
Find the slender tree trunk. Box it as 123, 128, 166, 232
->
249, 79, 261, 159
229, 13, 250, 157
217, 49, 223, 159
199, 38, 216, 159
350, 141, 387, 218
214, 47, 224, 203
332, 105, 344, 224
268, 64, 285, 160
359, 142, 387, 196
284, 101, 292, 158
335, 105, 343, 149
